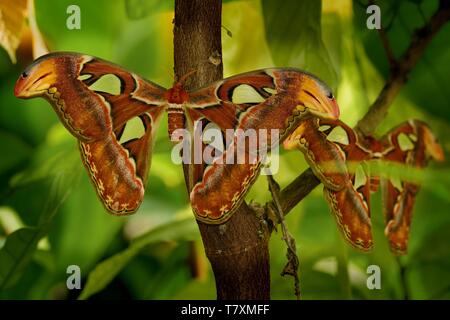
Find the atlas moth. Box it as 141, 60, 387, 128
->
284, 117, 444, 254
14, 52, 339, 224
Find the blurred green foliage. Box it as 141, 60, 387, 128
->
0, 0, 449, 300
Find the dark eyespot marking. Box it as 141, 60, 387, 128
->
299, 69, 334, 98
21, 71, 29, 78
304, 90, 321, 105
32, 72, 52, 85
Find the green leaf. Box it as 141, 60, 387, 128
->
407, 222, 450, 299
0, 228, 38, 289
0, 0, 27, 63
79, 216, 197, 300
173, 277, 216, 300
0, 166, 78, 290
10, 131, 78, 188
49, 173, 124, 273
353, 0, 450, 122
261, 0, 338, 90
123, 244, 192, 299
222, 0, 274, 75
0, 131, 31, 175
124, 0, 173, 20
0, 79, 58, 146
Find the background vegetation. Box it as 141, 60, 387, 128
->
0, 0, 449, 299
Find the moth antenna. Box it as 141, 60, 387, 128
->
221, 25, 233, 38
175, 68, 197, 86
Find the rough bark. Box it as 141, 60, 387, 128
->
173, 0, 270, 300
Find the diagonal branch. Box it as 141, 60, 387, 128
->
377, 22, 397, 70
357, 0, 450, 136
268, 1, 450, 217
369, 0, 397, 70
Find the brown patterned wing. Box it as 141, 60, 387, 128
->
15, 52, 167, 214
286, 118, 374, 251
381, 120, 444, 254
186, 69, 340, 223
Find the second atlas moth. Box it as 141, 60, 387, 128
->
284, 117, 444, 254
283, 118, 376, 251
14, 52, 340, 224
379, 120, 445, 254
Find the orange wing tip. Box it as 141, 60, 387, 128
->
384, 220, 409, 255
423, 126, 445, 162
105, 205, 140, 216
191, 206, 234, 225
323, 188, 373, 252
298, 75, 340, 120
190, 186, 237, 224
14, 76, 26, 97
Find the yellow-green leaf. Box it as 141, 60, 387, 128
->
0, 0, 28, 63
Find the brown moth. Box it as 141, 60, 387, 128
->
15, 52, 340, 224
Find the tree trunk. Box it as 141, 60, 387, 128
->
173, 0, 270, 299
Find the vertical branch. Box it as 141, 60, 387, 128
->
173, 0, 271, 299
